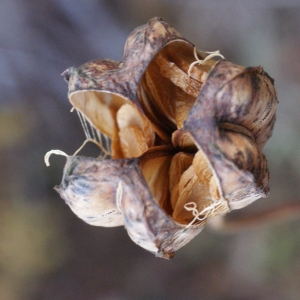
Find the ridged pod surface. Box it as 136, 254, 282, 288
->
53, 17, 277, 259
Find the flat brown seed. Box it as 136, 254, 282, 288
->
169, 152, 194, 209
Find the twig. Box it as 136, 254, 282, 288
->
208, 202, 300, 233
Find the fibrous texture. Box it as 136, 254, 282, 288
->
48, 17, 277, 259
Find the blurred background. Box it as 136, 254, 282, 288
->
1, 0, 300, 299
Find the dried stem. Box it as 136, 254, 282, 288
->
209, 202, 300, 233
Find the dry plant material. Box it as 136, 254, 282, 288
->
46, 17, 277, 259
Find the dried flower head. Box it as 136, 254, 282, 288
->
46, 17, 277, 259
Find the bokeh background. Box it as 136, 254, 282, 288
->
1, 1, 300, 299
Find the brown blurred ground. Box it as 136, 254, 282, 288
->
1, 1, 300, 299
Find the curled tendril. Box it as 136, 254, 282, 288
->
184, 200, 223, 228
187, 47, 225, 77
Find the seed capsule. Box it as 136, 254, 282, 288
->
51, 17, 277, 258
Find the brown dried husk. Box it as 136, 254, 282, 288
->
55, 17, 277, 259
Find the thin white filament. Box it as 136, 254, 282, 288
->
76, 110, 90, 139
44, 138, 111, 168
116, 182, 123, 213
74, 109, 112, 158
82, 113, 91, 139
73, 138, 111, 157
184, 200, 223, 228
187, 47, 225, 77
44, 150, 69, 166
91, 126, 97, 142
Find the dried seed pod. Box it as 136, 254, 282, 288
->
57, 155, 203, 258
55, 156, 124, 227
184, 61, 277, 209
51, 17, 277, 258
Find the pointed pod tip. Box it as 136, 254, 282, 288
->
61, 67, 75, 82
164, 252, 175, 260
54, 185, 61, 193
